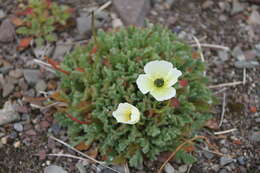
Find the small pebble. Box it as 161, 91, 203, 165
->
237, 156, 246, 165
13, 123, 23, 132
220, 147, 228, 154
13, 141, 21, 148
220, 157, 235, 166
178, 165, 188, 173
9, 131, 18, 139
1, 136, 8, 144
203, 151, 214, 159
164, 163, 175, 173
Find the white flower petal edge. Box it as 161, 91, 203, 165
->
136, 74, 154, 94
144, 60, 173, 75
150, 87, 176, 101
112, 103, 140, 125
165, 68, 182, 87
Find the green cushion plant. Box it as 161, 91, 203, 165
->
16, 0, 72, 47
54, 25, 215, 167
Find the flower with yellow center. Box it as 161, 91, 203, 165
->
112, 103, 140, 124
136, 60, 182, 101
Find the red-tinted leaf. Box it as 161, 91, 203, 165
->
17, 37, 33, 50
75, 67, 85, 72
10, 17, 24, 26
86, 147, 98, 159
50, 92, 68, 102
183, 145, 195, 153
232, 139, 242, 145
179, 79, 188, 87
171, 98, 180, 108
75, 142, 90, 151
65, 8, 75, 14
45, 56, 70, 75
16, 8, 33, 16
66, 113, 92, 125
192, 51, 200, 59
250, 106, 257, 113
90, 46, 97, 55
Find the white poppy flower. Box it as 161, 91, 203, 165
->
136, 60, 182, 101
112, 103, 140, 124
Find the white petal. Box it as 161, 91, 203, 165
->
165, 68, 182, 87
150, 87, 176, 101
136, 74, 154, 94
127, 106, 140, 124
144, 60, 173, 76
112, 103, 140, 124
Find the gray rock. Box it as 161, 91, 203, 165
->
0, 101, 19, 126
0, 66, 12, 75
9, 131, 17, 139
220, 157, 235, 166
53, 43, 72, 61
219, 169, 228, 173
203, 151, 214, 159
218, 50, 229, 62
249, 131, 260, 142
165, 0, 176, 8
112, 18, 124, 28
232, 46, 245, 61
23, 69, 42, 85
2, 81, 14, 97
237, 156, 246, 165
234, 60, 259, 68
76, 13, 102, 36
76, 161, 86, 173
13, 123, 23, 132
36, 80, 47, 92
0, 9, 6, 19
9, 69, 23, 79
76, 15, 92, 36
244, 50, 257, 60
100, 165, 124, 173
202, 0, 214, 9
44, 165, 68, 173
231, 0, 244, 15
255, 43, 260, 51
112, 0, 150, 26
255, 118, 260, 123
178, 165, 188, 173
218, 2, 231, 12
50, 123, 61, 135
0, 19, 16, 43
220, 147, 228, 154
164, 163, 175, 173
248, 10, 260, 25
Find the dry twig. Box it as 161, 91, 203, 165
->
243, 68, 246, 85
192, 36, 206, 76
49, 136, 120, 173
209, 81, 243, 88
214, 128, 237, 135
33, 59, 56, 73
191, 43, 229, 51
218, 93, 226, 128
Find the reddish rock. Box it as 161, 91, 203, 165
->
40, 121, 50, 129
25, 129, 37, 136
38, 150, 46, 160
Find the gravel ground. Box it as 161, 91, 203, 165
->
0, 0, 259, 173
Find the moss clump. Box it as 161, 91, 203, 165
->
55, 25, 215, 167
